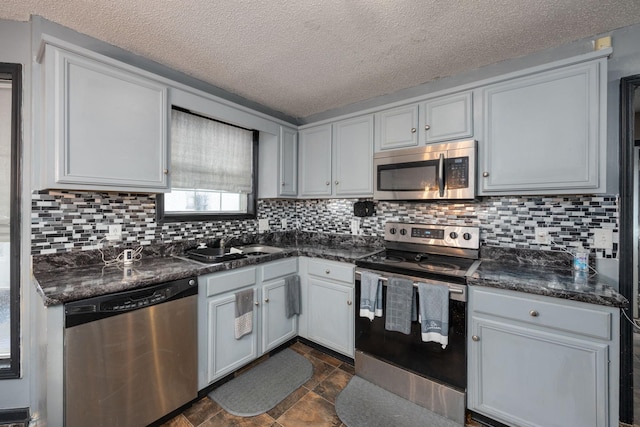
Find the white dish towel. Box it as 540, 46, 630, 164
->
359, 271, 382, 320
417, 282, 449, 349
234, 288, 254, 339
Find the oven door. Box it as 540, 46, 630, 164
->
373, 140, 476, 200
354, 270, 467, 391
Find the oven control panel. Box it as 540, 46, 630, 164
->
385, 222, 479, 249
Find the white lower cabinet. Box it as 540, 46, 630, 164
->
204, 286, 260, 386
300, 257, 355, 357
198, 266, 258, 388
198, 258, 298, 389
260, 258, 299, 353
467, 286, 619, 427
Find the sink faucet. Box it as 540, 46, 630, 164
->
218, 234, 238, 250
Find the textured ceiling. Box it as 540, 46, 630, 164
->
2, 1, 640, 119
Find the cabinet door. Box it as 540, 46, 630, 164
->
279, 127, 298, 196
46, 46, 168, 191
206, 288, 259, 383
333, 115, 374, 197
423, 92, 473, 143
375, 105, 419, 151
468, 317, 609, 427
299, 124, 332, 197
307, 278, 354, 357
261, 278, 298, 354
480, 60, 604, 194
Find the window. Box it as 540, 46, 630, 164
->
0, 63, 21, 379
157, 108, 258, 222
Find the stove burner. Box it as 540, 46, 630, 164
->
383, 255, 405, 263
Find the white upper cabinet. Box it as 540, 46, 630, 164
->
299, 124, 333, 197
260, 126, 298, 198
333, 115, 374, 196
422, 92, 473, 143
279, 127, 298, 197
479, 59, 606, 195
375, 105, 419, 151
299, 115, 374, 198
40, 44, 169, 192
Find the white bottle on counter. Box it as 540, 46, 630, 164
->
573, 245, 589, 272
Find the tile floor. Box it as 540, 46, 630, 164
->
160, 341, 354, 427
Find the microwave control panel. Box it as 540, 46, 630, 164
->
445, 157, 469, 189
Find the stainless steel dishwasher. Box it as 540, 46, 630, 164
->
64, 277, 198, 427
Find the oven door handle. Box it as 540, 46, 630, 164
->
355, 270, 465, 296
437, 153, 445, 197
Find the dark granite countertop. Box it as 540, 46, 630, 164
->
470, 247, 627, 308
32, 234, 383, 306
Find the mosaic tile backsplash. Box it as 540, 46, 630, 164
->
31, 191, 619, 258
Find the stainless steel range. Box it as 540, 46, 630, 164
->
354, 222, 481, 425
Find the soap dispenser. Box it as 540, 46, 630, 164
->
573, 244, 589, 272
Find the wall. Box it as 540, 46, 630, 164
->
0, 19, 32, 412
31, 191, 619, 261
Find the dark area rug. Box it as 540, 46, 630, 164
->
208, 348, 312, 417
336, 376, 462, 427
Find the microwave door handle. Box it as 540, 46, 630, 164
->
438, 153, 445, 197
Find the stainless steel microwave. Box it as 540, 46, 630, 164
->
373, 140, 476, 200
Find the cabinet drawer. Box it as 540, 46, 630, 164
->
472, 288, 611, 340
308, 259, 354, 284
200, 267, 257, 297
262, 258, 298, 281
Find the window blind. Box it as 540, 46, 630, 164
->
171, 109, 253, 193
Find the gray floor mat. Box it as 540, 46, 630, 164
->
336, 376, 462, 427
208, 348, 312, 417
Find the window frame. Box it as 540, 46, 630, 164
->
0, 63, 22, 379
157, 108, 259, 223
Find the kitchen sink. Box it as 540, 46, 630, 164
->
232, 245, 284, 256
185, 247, 247, 263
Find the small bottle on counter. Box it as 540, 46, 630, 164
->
573, 245, 589, 272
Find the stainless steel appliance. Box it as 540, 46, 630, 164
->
373, 139, 476, 201
64, 277, 198, 427
355, 222, 481, 425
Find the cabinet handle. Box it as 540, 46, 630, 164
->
163, 169, 169, 175
264, 298, 269, 303
411, 127, 417, 133
424, 124, 431, 131
472, 335, 480, 342
347, 300, 352, 306
529, 310, 539, 317
254, 301, 259, 306
326, 181, 330, 185
482, 172, 489, 177
335, 180, 339, 185
281, 182, 286, 186
325, 269, 330, 274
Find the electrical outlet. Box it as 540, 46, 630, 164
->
351, 219, 361, 236
106, 224, 122, 241
592, 228, 613, 249
258, 219, 270, 233
281, 218, 287, 229
534, 227, 550, 244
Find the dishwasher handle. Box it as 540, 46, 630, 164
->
65, 276, 197, 328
